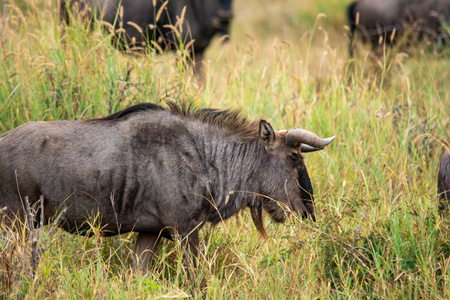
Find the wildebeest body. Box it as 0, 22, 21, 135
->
0, 106, 226, 238
0, 102, 334, 271
60, 0, 231, 67
438, 151, 450, 214
347, 0, 450, 56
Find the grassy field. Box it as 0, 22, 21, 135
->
0, 0, 449, 298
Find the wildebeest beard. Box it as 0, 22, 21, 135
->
298, 171, 316, 222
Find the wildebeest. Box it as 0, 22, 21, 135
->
347, 0, 450, 56
59, 0, 233, 71
0, 102, 334, 272
438, 150, 450, 214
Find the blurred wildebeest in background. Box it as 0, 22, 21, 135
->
438, 150, 450, 214
59, 0, 234, 72
0, 102, 334, 272
347, 0, 450, 56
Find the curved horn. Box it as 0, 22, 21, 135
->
300, 141, 333, 153
286, 129, 335, 152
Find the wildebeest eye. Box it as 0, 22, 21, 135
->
288, 153, 300, 164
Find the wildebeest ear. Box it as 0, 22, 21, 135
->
259, 120, 275, 148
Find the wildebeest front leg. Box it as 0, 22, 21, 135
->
181, 229, 206, 289
133, 232, 160, 273
181, 229, 199, 267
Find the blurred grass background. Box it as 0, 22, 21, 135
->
0, 0, 449, 298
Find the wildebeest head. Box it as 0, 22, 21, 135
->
247, 120, 334, 238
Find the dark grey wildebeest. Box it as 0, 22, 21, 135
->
59, 0, 233, 71
438, 150, 450, 214
347, 0, 450, 56
0, 102, 334, 272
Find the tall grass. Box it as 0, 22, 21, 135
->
0, 0, 449, 298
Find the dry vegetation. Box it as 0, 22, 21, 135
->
0, 0, 449, 298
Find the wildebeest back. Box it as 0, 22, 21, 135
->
0, 109, 208, 236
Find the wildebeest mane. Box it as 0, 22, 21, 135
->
93, 101, 260, 140
166, 101, 260, 140
97, 103, 165, 120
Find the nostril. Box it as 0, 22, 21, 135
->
301, 211, 308, 220
301, 211, 316, 222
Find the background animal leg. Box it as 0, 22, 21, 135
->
194, 52, 205, 77
133, 232, 160, 273
438, 151, 450, 215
